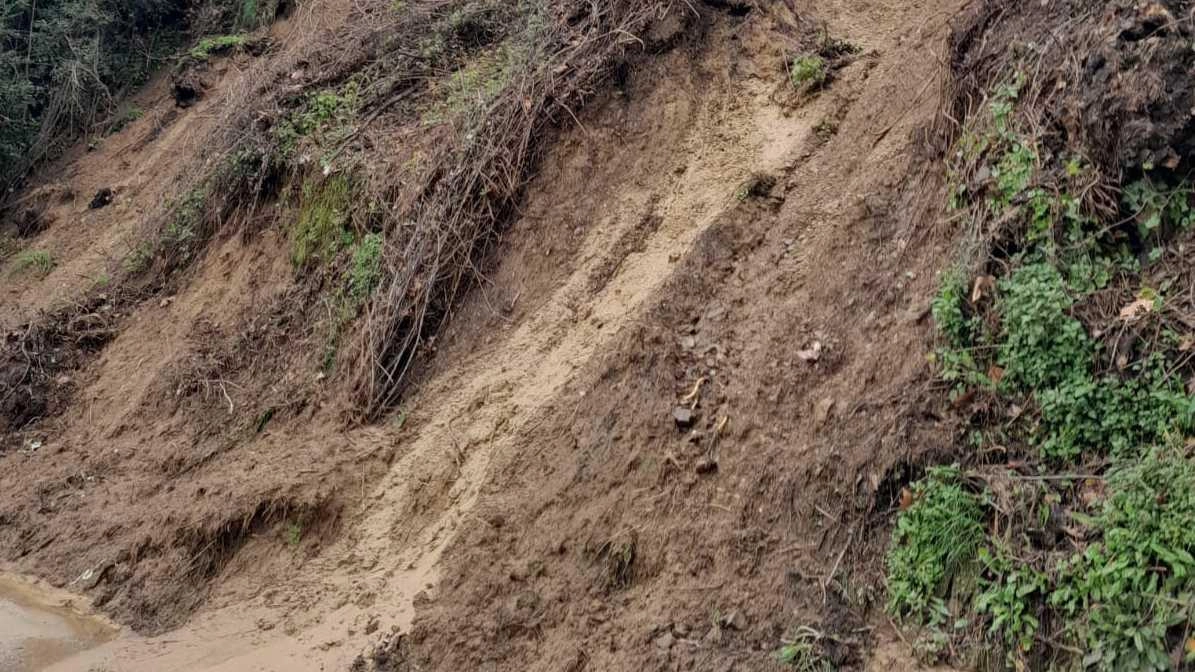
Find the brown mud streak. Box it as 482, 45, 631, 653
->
387, 0, 967, 668
4, 0, 966, 670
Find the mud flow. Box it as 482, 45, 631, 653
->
0, 574, 115, 672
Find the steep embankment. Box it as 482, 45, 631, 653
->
2, 0, 976, 670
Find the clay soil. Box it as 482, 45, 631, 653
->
1, 0, 976, 669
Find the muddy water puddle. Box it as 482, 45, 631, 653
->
0, 574, 115, 672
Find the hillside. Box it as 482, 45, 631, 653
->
2, 0, 1194, 670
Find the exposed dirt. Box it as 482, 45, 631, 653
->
1, 0, 976, 669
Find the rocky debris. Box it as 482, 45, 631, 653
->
89, 188, 113, 209
796, 340, 822, 362
672, 406, 694, 429
813, 397, 835, 427
720, 610, 748, 631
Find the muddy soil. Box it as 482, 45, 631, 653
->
0, 573, 115, 672
1, 0, 969, 669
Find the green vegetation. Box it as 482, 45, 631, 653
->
123, 241, 155, 275
789, 54, 826, 88
775, 629, 836, 671
291, 176, 352, 268
974, 546, 1047, 663
284, 521, 302, 547
12, 249, 55, 276
188, 34, 247, 61
274, 85, 360, 156
891, 65, 1195, 669
0, 0, 263, 189
106, 105, 145, 136
1051, 447, 1195, 671
886, 466, 985, 621
348, 233, 384, 304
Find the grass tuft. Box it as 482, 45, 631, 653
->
886, 466, 986, 621
292, 176, 352, 268
12, 249, 55, 276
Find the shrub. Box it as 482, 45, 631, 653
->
996, 263, 1091, 392
974, 546, 1047, 663
0, 0, 251, 190
789, 54, 826, 88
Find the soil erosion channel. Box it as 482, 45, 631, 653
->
0, 0, 958, 668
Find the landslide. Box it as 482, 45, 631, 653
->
0, 0, 1084, 669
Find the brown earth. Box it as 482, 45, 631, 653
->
2, 0, 974, 669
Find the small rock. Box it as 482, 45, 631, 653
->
89, 188, 114, 209
654, 632, 675, 650
695, 457, 718, 474
796, 341, 822, 362
721, 610, 748, 631
672, 406, 695, 429
813, 398, 835, 427
680, 335, 697, 350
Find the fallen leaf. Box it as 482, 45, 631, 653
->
987, 365, 1005, 384
899, 487, 915, 511
951, 388, 976, 409
970, 275, 996, 304
1119, 297, 1154, 322
1179, 335, 1194, 352
1186, 637, 1195, 657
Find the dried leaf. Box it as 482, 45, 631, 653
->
987, 365, 1005, 384
899, 487, 915, 511
1179, 335, 1194, 352
970, 275, 996, 304
1119, 297, 1154, 322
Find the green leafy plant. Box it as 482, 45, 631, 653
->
1122, 178, 1195, 242
274, 85, 359, 155
789, 54, 826, 88
775, 629, 836, 671
886, 466, 987, 621
991, 141, 1035, 210
189, 34, 248, 61
284, 521, 302, 547
931, 270, 973, 349
996, 263, 1091, 393
974, 546, 1047, 663
1050, 447, 1195, 671
348, 232, 384, 304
